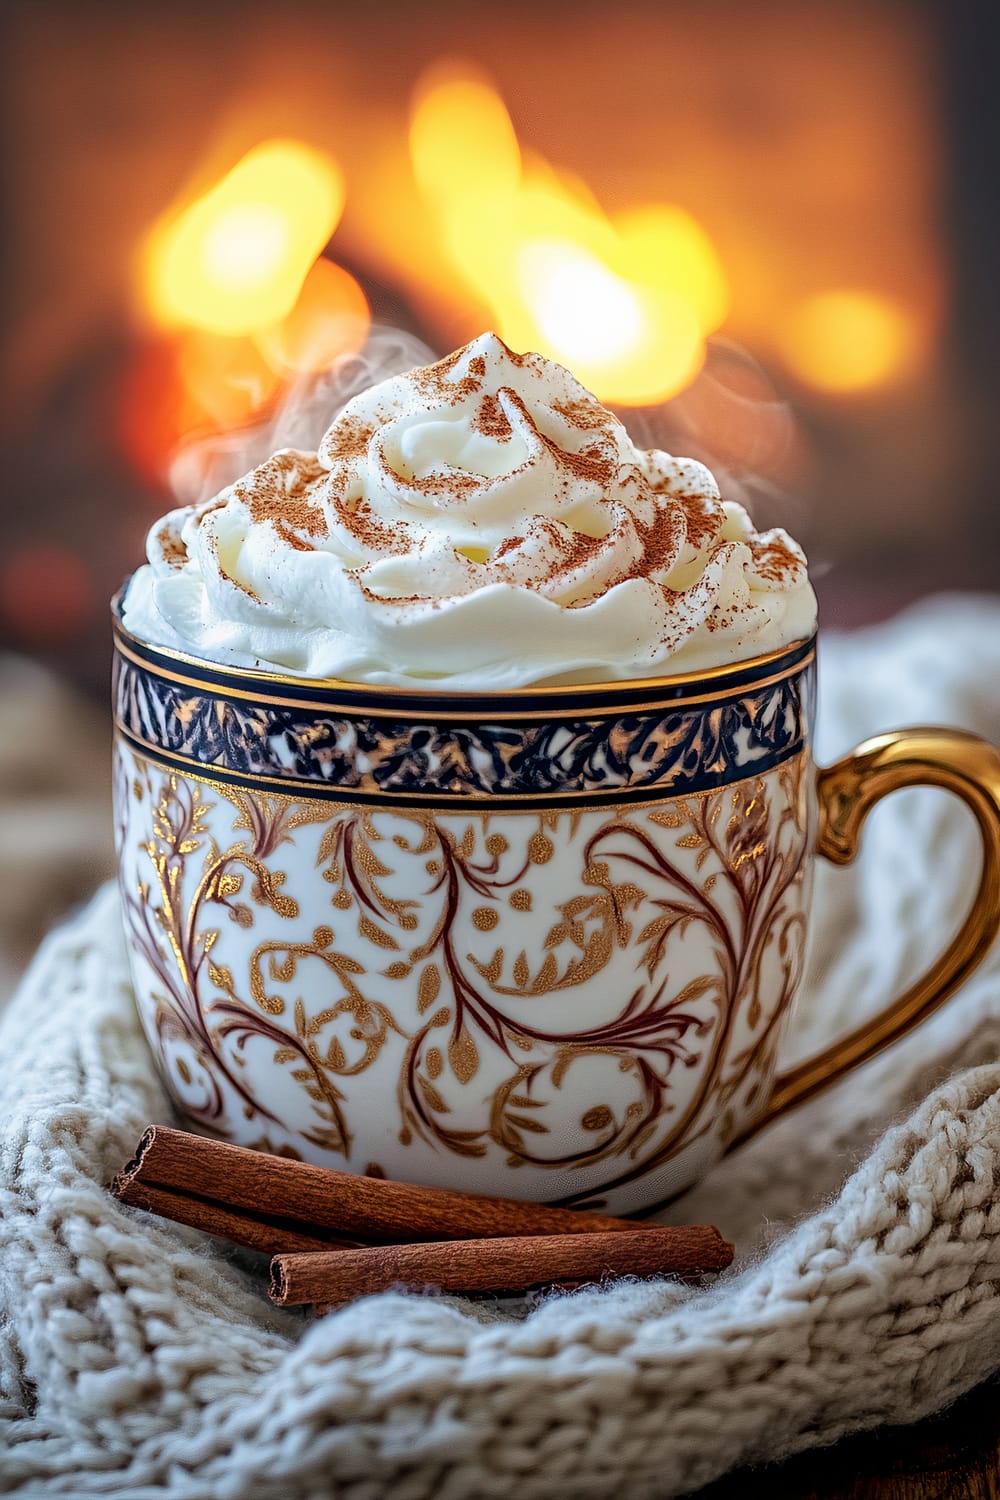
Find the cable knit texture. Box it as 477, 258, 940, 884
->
2, 594, 1000, 1498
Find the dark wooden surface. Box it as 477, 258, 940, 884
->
692, 1377, 1000, 1499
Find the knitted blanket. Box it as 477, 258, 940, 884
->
3, 593, 1000, 1499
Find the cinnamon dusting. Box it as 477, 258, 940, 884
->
502, 389, 615, 487
677, 492, 724, 552
357, 582, 441, 609
412, 345, 482, 402
411, 335, 532, 406
332, 491, 411, 556
747, 534, 804, 584
236, 451, 327, 540
273, 520, 317, 553
377, 444, 492, 499
632, 506, 687, 579
155, 524, 188, 570
493, 534, 525, 561
551, 397, 615, 432
320, 416, 375, 465
473, 392, 513, 441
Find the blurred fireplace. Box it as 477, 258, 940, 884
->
0, 0, 994, 692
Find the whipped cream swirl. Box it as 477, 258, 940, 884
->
123, 333, 817, 688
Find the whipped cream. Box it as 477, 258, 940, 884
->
123, 333, 817, 688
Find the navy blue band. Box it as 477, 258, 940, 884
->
113, 631, 816, 806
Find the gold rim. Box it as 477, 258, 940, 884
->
112, 590, 816, 700
113, 633, 815, 721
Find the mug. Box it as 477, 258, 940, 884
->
112, 601, 1000, 1214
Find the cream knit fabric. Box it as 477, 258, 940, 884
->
2, 593, 1000, 1499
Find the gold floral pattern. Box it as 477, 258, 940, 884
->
116, 743, 811, 1206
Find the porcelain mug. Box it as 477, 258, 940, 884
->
112, 604, 1000, 1214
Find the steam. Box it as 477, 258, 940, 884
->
621, 337, 811, 544
169, 324, 436, 505
167, 324, 820, 569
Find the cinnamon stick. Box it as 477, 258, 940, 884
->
270, 1226, 734, 1306
114, 1177, 358, 1256
115, 1125, 646, 1244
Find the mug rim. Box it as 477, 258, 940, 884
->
111, 582, 817, 706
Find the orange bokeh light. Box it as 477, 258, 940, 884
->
513, 241, 704, 405
779, 289, 922, 394
612, 204, 729, 337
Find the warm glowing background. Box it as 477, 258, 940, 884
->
0, 0, 996, 692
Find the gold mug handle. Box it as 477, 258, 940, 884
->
732, 727, 1000, 1148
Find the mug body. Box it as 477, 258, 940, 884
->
112, 607, 817, 1214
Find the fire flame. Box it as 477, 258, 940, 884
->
142, 139, 346, 336
409, 61, 726, 405
128, 68, 925, 482
135, 138, 371, 446
256, 258, 371, 376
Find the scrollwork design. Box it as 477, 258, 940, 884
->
548, 756, 810, 1201
120, 751, 809, 1194
121, 775, 363, 1154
